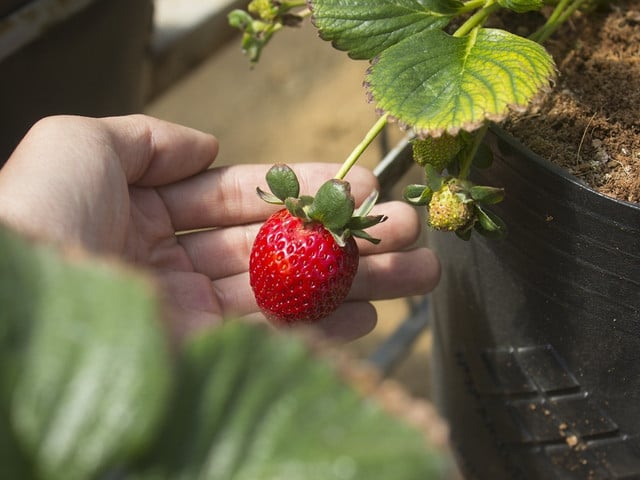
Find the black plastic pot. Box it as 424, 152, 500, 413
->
429, 127, 640, 479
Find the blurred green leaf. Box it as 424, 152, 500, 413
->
134, 322, 448, 480
0, 225, 172, 480
0, 224, 451, 480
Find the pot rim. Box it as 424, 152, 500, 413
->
489, 124, 640, 212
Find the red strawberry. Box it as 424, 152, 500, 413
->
249, 164, 386, 326
250, 209, 359, 325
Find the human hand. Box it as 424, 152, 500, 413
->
0, 115, 440, 342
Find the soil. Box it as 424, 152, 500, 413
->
502, 0, 640, 204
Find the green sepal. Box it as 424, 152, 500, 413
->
403, 184, 433, 206
474, 205, 507, 239
424, 164, 445, 193
455, 227, 473, 241
348, 190, 387, 244
266, 163, 300, 201
285, 195, 314, 220
256, 187, 284, 205
470, 185, 505, 204
347, 214, 388, 231
307, 179, 355, 231
329, 230, 348, 248
351, 229, 382, 245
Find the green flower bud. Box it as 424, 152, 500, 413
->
248, 0, 279, 21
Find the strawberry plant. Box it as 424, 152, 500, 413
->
229, 0, 598, 239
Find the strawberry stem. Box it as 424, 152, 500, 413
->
529, 0, 588, 44
334, 113, 389, 180
459, 123, 489, 179
453, 0, 499, 38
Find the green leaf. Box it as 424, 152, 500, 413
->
309, 0, 456, 59
403, 184, 433, 206
308, 179, 355, 231
0, 225, 171, 480
454, 227, 472, 241
285, 195, 314, 220
474, 205, 508, 239
134, 322, 449, 479
266, 163, 300, 201
350, 228, 382, 244
256, 187, 284, 205
347, 214, 388, 231
470, 185, 505, 204
366, 28, 555, 136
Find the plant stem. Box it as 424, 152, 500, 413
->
530, 0, 589, 43
453, 1, 500, 37
459, 0, 487, 14
334, 113, 389, 180
459, 123, 489, 179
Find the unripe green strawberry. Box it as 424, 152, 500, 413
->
412, 134, 464, 172
250, 209, 359, 325
427, 182, 475, 231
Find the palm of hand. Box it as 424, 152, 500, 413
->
0, 115, 440, 343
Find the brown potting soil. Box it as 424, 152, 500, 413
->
503, 0, 640, 204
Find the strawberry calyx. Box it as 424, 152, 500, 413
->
402, 164, 507, 240
257, 163, 387, 246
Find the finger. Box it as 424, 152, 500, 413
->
239, 302, 377, 343
178, 224, 257, 280
159, 163, 379, 231
208, 267, 381, 340
313, 302, 377, 342
101, 114, 219, 186
356, 201, 423, 255
211, 271, 258, 317
178, 201, 422, 280
207, 248, 439, 323
347, 248, 441, 300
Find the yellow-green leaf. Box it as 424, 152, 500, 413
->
366, 28, 555, 136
